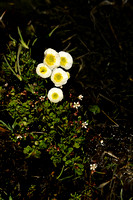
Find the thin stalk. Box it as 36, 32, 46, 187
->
3, 55, 22, 81
57, 165, 65, 179
49, 25, 59, 37
17, 44, 22, 75
0, 120, 13, 133
120, 188, 123, 200
17, 27, 29, 49
59, 175, 73, 181
102, 110, 119, 127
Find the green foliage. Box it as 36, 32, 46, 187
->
0, 39, 90, 181
9, 196, 13, 200
89, 105, 100, 115
69, 192, 82, 200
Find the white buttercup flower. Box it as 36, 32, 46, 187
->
48, 87, 63, 103
59, 51, 73, 70
43, 48, 60, 69
51, 68, 69, 87
36, 63, 52, 78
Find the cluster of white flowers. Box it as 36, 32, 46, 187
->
36, 48, 73, 103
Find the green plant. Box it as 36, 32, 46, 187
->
0, 36, 91, 183
89, 105, 100, 115
69, 192, 82, 200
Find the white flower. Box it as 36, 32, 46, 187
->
43, 48, 60, 69
82, 121, 88, 128
48, 87, 63, 103
59, 51, 73, 70
39, 96, 45, 101
51, 68, 69, 87
78, 94, 83, 100
100, 140, 104, 146
16, 135, 23, 139
90, 163, 97, 171
36, 63, 52, 78
4, 83, 8, 87
73, 102, 80, 109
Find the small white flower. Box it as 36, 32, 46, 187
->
90, 163, 97, 171
73, 102, 80, 109
82, 121, 88, 128
16, 135, 23, 139
51, 68, 69, 87
100, 140, 104, 146
78, 94, 83, 100
43, 48, 60, 69
4, 83, 8, 87
59, 51, 73, 70
36, 63, 52, 78
39, 96, 45, 101
48, 87, 63, 103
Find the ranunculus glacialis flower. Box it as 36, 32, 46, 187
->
43, 48, 60, 69
47, 87, 63, 103
59, 51, 73, 70
51, 68, 69, 87
36, 63, 52, 78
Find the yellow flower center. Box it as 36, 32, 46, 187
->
45, 54, 56, 66
60, 57, 67, 66
52, 92, 59, 99
53, 73, 63, 82
40, 66, 47, 74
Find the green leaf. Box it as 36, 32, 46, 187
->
68, 147, 73, 153
65, 159, 72, 165
76, 163, 84, 168
23, 145, 32, 154
18, 27, 29, 49
9, 196, 13, 200
89, 105, 100, 115
73, 142, 80, 148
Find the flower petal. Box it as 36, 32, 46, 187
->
44, 48, 60, 69
36, 63, 52, 78
48, 87, 63, 103
51, 68, 69, 87
59, 51, 73, 70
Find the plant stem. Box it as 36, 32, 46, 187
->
57, 165, 64, 179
